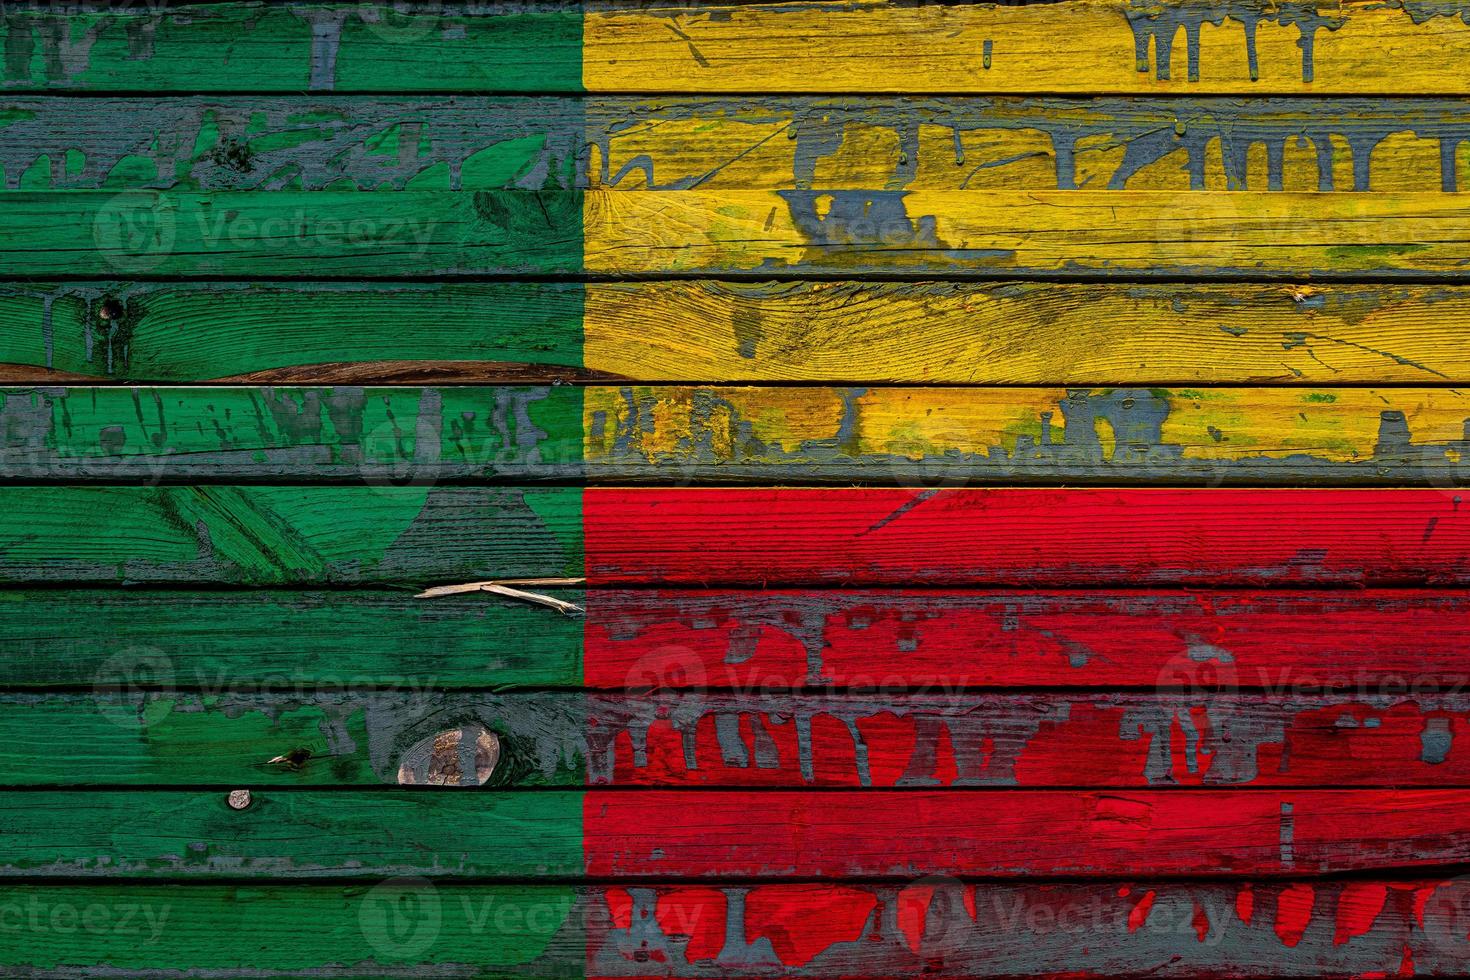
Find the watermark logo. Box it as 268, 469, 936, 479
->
359, 877, 442, 961
92, 192, 177, 274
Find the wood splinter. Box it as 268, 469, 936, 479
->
414, 578, 585, 616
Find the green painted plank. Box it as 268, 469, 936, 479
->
0, 486, 582, 585
0, 3, 582, 92
0, 281, 585, 383
0, 589, 583, 687
0, 694, 587, 787
0, 790, 583, 876
0, 385, 583, 480
0, 190, 581, 276
0, 97, 584, 192
0, 884, 582, 976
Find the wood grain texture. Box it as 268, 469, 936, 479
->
582, 188, 1470, 278
0, 486, 580, 585
588, 97, 1470, 192
2, 788, 1468, 878
582, 385, 1470, 485
7, 281, 1470, 386
14, 384, 1470, 484
7, 588, 1464, 693
0, 2, 581, 92
585, 279, 1470, 385
0, 190, 580, 276
583, 788, 1470, 878
13, 691, 1470, 788
0, 281, 586, 383
584, 589, 1470, 690
584, 1, 1470, 95
0, 589, 582, 688
0, 790, 583, 876
583, 488, 1470, 586
9, 879, 1470, 977
0, 97, 583, 192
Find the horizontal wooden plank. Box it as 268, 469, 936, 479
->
0, 486, 580, 585
584, 1, 1470, 95
5, 280, 1469, 386
11, 384, 1470, 484
5, 588, 1463, 693
10, 692, 1470, 788
0, 2, 581, 92
0, 790, 583, 877
0, 385, 584, 480
10, 96, 1470, 195
9, 487, 1470, 586
584, 789, 1470, 878
0, 281, 586, 383
0, 589, 582, 688
7, 879, 1470, 977
0, 190, 580, 276
6, 788, 1468, 878
582, 280, 1470, 385
9, 189, 1470, 278
582, 189, 1470, 278
583, 488, 1470, 586
588, 97, 1470, 193
0, 97, 583, 192
585, 589, 1470, 690
582, 385, 1470, 485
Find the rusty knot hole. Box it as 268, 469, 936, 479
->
397, 724, 500, 787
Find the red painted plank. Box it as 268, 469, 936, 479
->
583, 488, 1470, 585
583, 589, 1470, 689
588, 879, 1470, 977
583, 789, 1470, 877
586, 694, 1470, 787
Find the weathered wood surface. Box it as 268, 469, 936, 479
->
588, 97, 1470, 193
582, 385, 1470, 485
0, 589, 582, 688
0, 97, 584, 192
582, 189, 1470, 278
6, 788, 1469, 878
13, 384, 1470, 484
0, 2, 581, 92
0, 385, 583, 481
584, 789, 1470, 878
9, 486, 1470, 586
9, 588, 1469, 693
1, 190, 580, 276
6, 188, 1470, 278
0, 486, 581, 585
12, 692, 1470, 788
5, 280, 1470, 386
0, 281, 586, 384
584, 1, 1470, 95
584, 589, 1470, 690
0, 790, 583, 876
8, 879, 1470, 978
583, 488, 1470, 586
9, 96, 1470, 195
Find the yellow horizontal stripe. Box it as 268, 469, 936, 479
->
583, 1, 1470, 94
581, 282, 1470, 384
582, 189, 1470, 275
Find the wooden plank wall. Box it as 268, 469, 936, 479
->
3, 1, 1470, 976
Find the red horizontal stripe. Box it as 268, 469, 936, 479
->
583, 488, 1470, 585
583, 589, 1470, 688
582, 789, 1470, 877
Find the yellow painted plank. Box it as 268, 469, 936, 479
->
586, 98, 1470, 192
582, 282, 1470, 384
584, 386, 1470, 479
581, 189, 1470, 276
583, 1, 1470, 95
